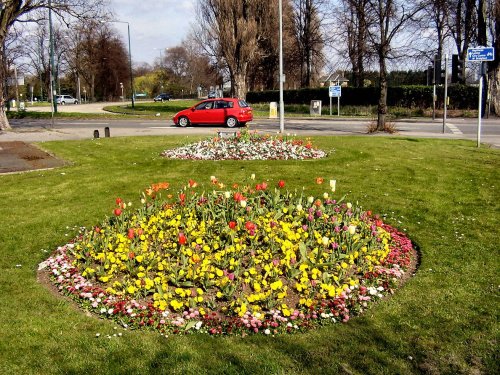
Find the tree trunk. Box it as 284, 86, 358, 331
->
376, 49, 388, 131
491, 68, 500, 115
233, 71, 247, 99
0, 44, 11, 130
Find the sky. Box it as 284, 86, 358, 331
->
108, 0, 196, 66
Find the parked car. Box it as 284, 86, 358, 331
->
207, 91, 216, 99
55, 95, 78, 105
154, 93, 171, 102
172, 98, 253, 128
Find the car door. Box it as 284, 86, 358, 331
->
190, 100, 215, 124
211, 100, 227, 124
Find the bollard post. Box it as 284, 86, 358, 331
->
93, 130, 99, 138
105, 127, 110, 137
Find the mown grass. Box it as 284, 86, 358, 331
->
0, 136, 498, 374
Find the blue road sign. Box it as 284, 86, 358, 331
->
467, 47, 495, 62
329, 85, 341, 97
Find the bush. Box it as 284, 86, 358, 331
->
247, 85, 478, 110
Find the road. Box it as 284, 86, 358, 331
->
2, 101, 499, 147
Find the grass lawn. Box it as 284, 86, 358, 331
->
0, 135, 498, 374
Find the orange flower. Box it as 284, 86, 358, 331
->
316, 177, 324, 184
188, 179, 198, 188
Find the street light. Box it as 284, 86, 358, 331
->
105, 20, 135, 109
120, 82, 124, 101
48, 0, 57, 115
278, 0, 285, 133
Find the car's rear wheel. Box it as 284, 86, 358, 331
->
178, 116, 190, 127
225, 116, 238, 128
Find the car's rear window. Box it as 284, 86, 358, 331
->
238, 100, 249, 108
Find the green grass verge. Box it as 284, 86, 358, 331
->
0, 136, 498, 374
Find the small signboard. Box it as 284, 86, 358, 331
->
329, 85, 341, 98
467, 47, 495, 62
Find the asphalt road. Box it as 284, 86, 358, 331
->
2, 116, 500, 148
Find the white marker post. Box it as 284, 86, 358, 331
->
467, 47, 495, 148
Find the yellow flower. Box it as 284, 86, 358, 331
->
253, 282, 261, 292
270, 279, 283, 290
170, 300, 183, 310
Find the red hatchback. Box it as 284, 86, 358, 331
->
173, 98, 253, 128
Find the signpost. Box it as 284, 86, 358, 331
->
467, 47, 495, 147
467, 47, 495, 62
329, 85, 341, 116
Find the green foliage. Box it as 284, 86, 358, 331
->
247, 85, 478, 109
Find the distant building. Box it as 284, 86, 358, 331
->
319, 72, 349, 87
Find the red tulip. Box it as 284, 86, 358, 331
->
114, 208, 122, 216
178, 233, 187, 245
127, 228, 135, 239
277, 180, 285, 188
116, 197, 123, 205
229, 221, 237, 229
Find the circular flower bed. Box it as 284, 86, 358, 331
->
161, 131, 327, 160
39, 178, 415, 336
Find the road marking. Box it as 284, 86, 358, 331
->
57, 122, 110, 125
446, 123, 463, 135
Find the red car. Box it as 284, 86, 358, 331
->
173, 98, 253, 128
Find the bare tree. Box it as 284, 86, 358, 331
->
365, 0, 426, 130
488, 0, 499, 114
293, 0, 325, 87
333, 0, 372, 88
447, 0, 476, 65
196, 0, 278, 98
0, 0, 108, 130
71, 21, 128, 101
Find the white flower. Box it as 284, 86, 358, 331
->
224, 191, 231, 199
195, 321, 203, 330
296, 204, 303, 212
251, 173, 256, 180
322, 236, 329, 246
264, 329, 271, 335
210, 175, 216, 182
323, 192, 329, 199
329, 180, 336, 192
240, 200, 247, 208
348, 225, 357, 235
307, 196, 314, 204
346, 202, 352, 209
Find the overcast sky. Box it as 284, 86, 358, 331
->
108, 0, 196, 66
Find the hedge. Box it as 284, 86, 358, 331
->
246, 85, 478, 109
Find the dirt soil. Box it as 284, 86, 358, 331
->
0, 141, 66, 174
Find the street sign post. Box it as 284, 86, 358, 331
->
329, 85, 341, 116
467, 47, 495, 147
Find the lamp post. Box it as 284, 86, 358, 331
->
107, 20, 134, 109
48, 0, 57, 114
120, 82, 124, 101
278, 0, 285, 133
